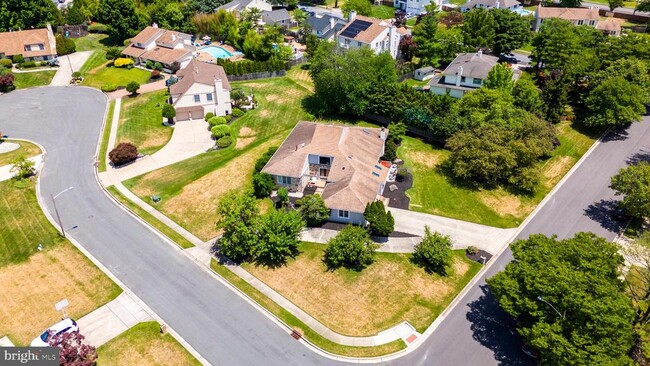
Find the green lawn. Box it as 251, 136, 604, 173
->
211, 259, 407, 357
117, 90, 172, 156
0, 179, 65, 267
406, 17, 417, 27
402, 78, 430, 88
400, 120, 596, 228
98, 100, 115, 173
588, 0, 636, 8
97, 322, 201, 366
0, 139, 41, 166
371, 5, 396, 19
106, 186, 195, 249
13, 71, 56, 89
82, 64, 151, 90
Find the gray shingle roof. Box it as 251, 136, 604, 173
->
216, 0, 255, 12
441, 52, 499, 80
262, 9, 291, 23
306, 14, 346, 38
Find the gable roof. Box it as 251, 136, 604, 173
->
338, 15, 391, 44
596, 18, 622, 32
441, 52, 499, 79
0, 27, 56, 58
262, 122, 389, 212
131, 26, 164, 45
537, 6, 599, 20
140, 47, 192, 65
462, 0, 520, 9
263, 9, 291, 22
170, 60, 231, 96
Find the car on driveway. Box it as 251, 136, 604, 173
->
499, 53, 518, 64
31, 318, 79, 347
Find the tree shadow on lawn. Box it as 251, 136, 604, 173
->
584, 199, 627, 233
466, 284, 535, 366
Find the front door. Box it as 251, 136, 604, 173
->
319, 167, 329, 178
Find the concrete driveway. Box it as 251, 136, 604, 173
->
50, 51, 94, 86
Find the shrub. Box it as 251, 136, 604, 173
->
0, 59, 12, 68
252, 172, 275, 198
211, 124, 230, 139
169, 61, 181, 74
323, 226, 378, 270
12, 54, 24, 64
126, 81, 140, 95
277, 187, 289, 207
204, 112, 214, 121
108, 142, 138, 166
363, 200, 394, 237
208, 116, 227, 127
224, 114, 233, 122
39, 61, 49, 67
72, 71, 81, 78
466, 246, 479, 255
162, 104, 176, 123
297, 194, 330, 226
387, 122, 406, 144
101, 84, 118, 92
20, 61, 36, 69
88, 23, 107, 33
412, 226, 453, 275
304, 113, 315, 120
145, 60, 154, 69
254, 147, 278, 173
383, 139, 397, 161
105, 47, 122, 61
232, 108, 245, 118
150, 70, 161, 79
254, 209, 304, 266
113, 58, 134, 68
396, 167, 409, 182
217, 136, 233, 148
10, 156, 35, 180
153, 62, 164, 71
55, 35, 76, 56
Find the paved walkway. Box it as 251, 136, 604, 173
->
77, 292, 152, 347
107, 78, 167, 100
50, 51, 94, 86
0, 154, 43, 182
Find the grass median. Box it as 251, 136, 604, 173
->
98, 100, 115, 172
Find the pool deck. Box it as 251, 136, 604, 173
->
196, 44, 244, 63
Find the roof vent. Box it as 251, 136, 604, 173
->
372, 172, 380, 177
374, 164, 382, 170
363, 128, 370, 135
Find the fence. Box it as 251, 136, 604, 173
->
56, 25, 88, 38
227, 70, 287, 81
363, 113, 446, 146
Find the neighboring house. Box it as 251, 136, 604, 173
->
337, 12, 408, 59
169, 60, 232, 121
306, 14, 347, 41
460, 0, 522, 12
0, 24, 57, 61
414, 66, 436, 81
122, 25, 195, 71
216, 0, 272, 14
533, 6, 599, 31
262, 9, 292, 28
429, 51, 520, 98
596, 18, 622, 36
262, 122, 389, 225
393, 0, 444, 15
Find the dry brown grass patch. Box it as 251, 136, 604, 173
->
542, 156, 574, 188
265, 94, 279, 102
103, 336, 190, 366
238, 127, 257, 138
258, 110, 271, 118
479, 191, 532, 218
402, 150, 443, 169
0, 244, 119, 345
235, 137, 256, 149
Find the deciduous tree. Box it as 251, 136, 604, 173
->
252, 172, 275, 198
10, 156, 35, 180
97, 0, 143, 40
412, 9, 439, 66
491, 8, 531, 55
341, 0, 372, 17
611, 162, 650, 219
461, 8, 496, 50
297, 194, 330, 226
255, 209, 304, 266
50, 331, 97, 366
484, 63, 514, 92
584, 76, 647, 128
216, 191, 260, 262
0, 0, 63, 32
126, 81, 140, 95
323, 226, 378, 270
412, 226, 453, 275
512, 74, 542, 115
162, 104, 176, 124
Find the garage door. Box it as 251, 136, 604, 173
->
189, 109, 204, 120
176, 111, 191, 121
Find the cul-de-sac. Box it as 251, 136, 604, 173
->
1, 0, 650, 364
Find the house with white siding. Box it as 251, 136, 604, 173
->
262, 122, 390, 225
393, 0, 443, 15
169, 60, 232, 121
337, 12, 408, 59
122, 25, 195, 71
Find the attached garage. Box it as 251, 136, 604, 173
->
175, 106, 205, 122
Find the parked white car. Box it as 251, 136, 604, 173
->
30, 318, 79, 347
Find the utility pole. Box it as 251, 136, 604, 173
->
51, 187, 74, 238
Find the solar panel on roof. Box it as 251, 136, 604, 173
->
340, 19, 372, 39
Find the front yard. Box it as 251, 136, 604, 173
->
81, 64, 151, 90
13, 71, 56, 89
241, 242, 481, 336
371, 5, 396, 19
118, 90, 173, 156
0, 139, 41, 167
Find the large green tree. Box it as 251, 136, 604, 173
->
584, 76, 647, 128
532, 19, 581, 71
297, 194, 330, 227
512, 74, 542, 115
341, 0, 372, 17
255, 209, 304, 266
487, 233, 636, 366
97, 0, 143, 40
491, 9, 531, 55
0, 0, 63, 32
412, 9, 440, 66
484, 63, 514, 92
216, 191, 260, 262
610, 162, 650, 219
363, 200, 394, 237
187, 0, 229, 13
461, 8, 496, 50
323, 226, 378, 270
432, 26, 471, 66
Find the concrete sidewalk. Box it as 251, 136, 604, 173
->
77, 292, 152, 347
0, 154, 43, 182
50, 51, 94, 86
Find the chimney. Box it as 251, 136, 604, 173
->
349, 10, 357, 22
330, 15, 336, 30
456, 66, 463, 86
152, 22, 158, 28
495, 0, 500, 8
171, 34, 176, 42
380, 127, 387, 141
388, 25, 397, 58
214, 78, 222, 105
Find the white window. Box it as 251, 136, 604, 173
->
338, 210, 349, 218
194, 95, 200, 103
277, 176, 291, 185
206, 93, 213, 101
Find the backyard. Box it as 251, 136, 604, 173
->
371, 5, 396, 19
118, 90, 173, 156
0, 179, 121, 345
241, 242, 481, 336
13, 71, 56, 89
97, 322, 201, 366
0, 139, 41, 167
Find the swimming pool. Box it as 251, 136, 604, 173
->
513, 8, 533, 16
199, 46, 242, 59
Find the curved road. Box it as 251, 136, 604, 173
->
2, 87, 649, 365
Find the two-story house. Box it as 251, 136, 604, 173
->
262, 122, 389, 225
429, 51, 520, 98
533, 6, 599, 31
337, 12, 408, 59
460, 0, 523, 13
0, 24, 57, 61
261, 9, 293, 28
306, 14, 347, 41
122, 25, 195, 71
169, 60, 232, 121
394, 0, 444, 15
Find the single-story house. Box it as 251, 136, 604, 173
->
122, 25, 195, 71
414, 66, 435, 81
262, 122, 390, 225
429, 51, 520, 98
262, 9, 293, 28
216, 0, 272, 14
460, 0, 523, 13
169, 60, 232, 121
306, 14, 347, 41
0, 24, 57, 61
533, 6, 599, 31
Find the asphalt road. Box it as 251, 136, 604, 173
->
2, 87, 649, 365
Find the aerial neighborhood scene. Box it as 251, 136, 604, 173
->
1, 0, 650, 364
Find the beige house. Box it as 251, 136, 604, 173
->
337, 12, 408, 59
169, 60, 232, 121
262, 122, 389, 225
122, 25, 195, 71
0, 24, 57, 61
534, 6, 599, 31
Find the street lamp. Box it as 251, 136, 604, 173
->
537, 295, 565, 320
51, 187, 74, 238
